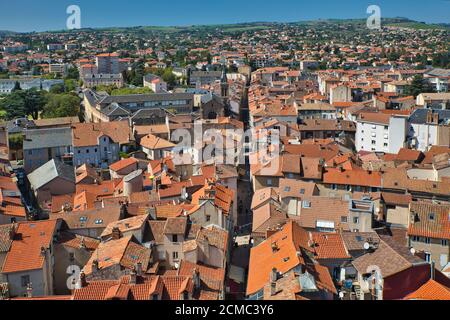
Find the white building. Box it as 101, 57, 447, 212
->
408, 109, 450, 152
143, 74, 167, 93
356, 113, 408, 154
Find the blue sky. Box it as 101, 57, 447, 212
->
0, 0, 449, 32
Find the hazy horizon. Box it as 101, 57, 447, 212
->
0, 0, 449, 33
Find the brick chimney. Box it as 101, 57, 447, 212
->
112, 227, 122, 240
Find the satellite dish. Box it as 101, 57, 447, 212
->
363, 242, 371, 250
410, 248, 416, 255
174, 263, 179, 269
339, 291, 345, 299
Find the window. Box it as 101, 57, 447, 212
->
21, 275, 30, 287
425, 253, 431, 263
267, 178, 273, 186
331, 184, 338, 190
429, 213, 435, 221
86, 149, 90, 154
353, 217, 359, 224
206, 215, 211, 222
383, 143, 388, 147
341, 216, 348, 223
172, 251, 179, 260
371, 140, 376, 145
152, 294, 159, 300
412, 236, 420, 242
425, 237, 431, 244
28, 150, 32, 155
172, 235, 178, 243
284, 186, 291, 192
69, 252, 75, 262
441, 239, 448, 246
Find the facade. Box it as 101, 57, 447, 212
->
0, 78, 64, 94
356, 113, 408, 154
23, 127, 73, 174
96, 53, 120, 74
83, 89, 194, 123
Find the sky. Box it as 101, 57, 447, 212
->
0, 0, 449, 32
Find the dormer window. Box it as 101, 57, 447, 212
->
429, 213, 435, 221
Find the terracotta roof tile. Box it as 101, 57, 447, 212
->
2, 220, 58, 273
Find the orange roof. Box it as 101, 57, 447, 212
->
247, 221, 307, 295
214, 185, 234, 215
358, 112, 391, 125
2, 220, 58, 273
312, 233, 351, 260
110, 158, 138, 172
72, 122, 132, 148
323, 168, 382, 188
404, 280, 450, 300
140, 134, 175, 150
408, 202, 450, 240
76, 180, 115, 199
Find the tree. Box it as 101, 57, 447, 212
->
12, 81, 21, 92
64, 79, 77, 93
404, 75, 435, 98
49, 83, 65, 94
42, 94, 80, 119
0, 88, 47, 120
162, 68, 176, 87
24, 88, 48, 120
65, 67, 80, 80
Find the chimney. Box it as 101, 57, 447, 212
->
270, 268, 278, 283
433, 113, 439, 124
26, 282, 33, 298
79, 271, 87, 288
120, 202, 128, 217
430, 261, 435, 280
112, 227, 122, 240
270, 281, 277, 296
426, 111, 432, 124
136, 262, 143, 277
130, 267, 137, 285
9, 226, 15, 240
193, 268, 201, 291
79, 237, 86, 250
92, 260, 99, 272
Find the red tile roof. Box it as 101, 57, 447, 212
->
404, 280, 450, 300
2, 220, 58, 273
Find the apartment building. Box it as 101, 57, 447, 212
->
355, 113, 408, 154
96, 53, 120, 74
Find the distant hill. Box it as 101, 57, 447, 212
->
6, 18, 450, 35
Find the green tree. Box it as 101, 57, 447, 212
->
0, 89, 47, 120
65, 67, 80, 80
42, 94, 81, 118
404, 75, 435, 98
49, 83, 65, 94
